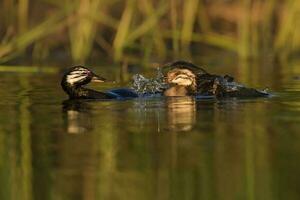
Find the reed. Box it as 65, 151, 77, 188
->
69, 0, 102, 63
162, 31, 237, 52
0, 0, 300, 65
18, 0, 29, 34
197, 0, 211, 34
0, 11, 70, 63
138, 0, 167, 59
2, 0, 14, 28
275, 0, 300, 60
181, 0, 199, 54
261, 0, 277, 56
170, 0, 179, 56
113, 0, 135, 61
238, 0, 252, 59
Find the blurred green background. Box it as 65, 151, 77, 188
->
1, 0, 300, 66
1, 1, 300, 200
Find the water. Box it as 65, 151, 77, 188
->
0, 63, 300, 200
132, 68, 167, 95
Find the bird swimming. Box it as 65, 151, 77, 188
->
164, 67, 197, 96
162, 60, 270, 98
61, 66, 138, 99
132, 60, 270, 98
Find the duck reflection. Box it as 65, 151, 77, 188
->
62, 100, 93, 134
166, 96, 196, 131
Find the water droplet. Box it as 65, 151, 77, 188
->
132, 68, 168, 96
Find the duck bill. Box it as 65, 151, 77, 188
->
91, 75, 106, 83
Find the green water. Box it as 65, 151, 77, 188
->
0, 62, 300, 200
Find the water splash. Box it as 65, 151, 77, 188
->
132, 68, 168, 96
262, 87, 269, 93
219, 78, 245, 92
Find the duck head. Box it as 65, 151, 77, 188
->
61, 66, 107, 99
62, 66, 106, 87
164, 68, 197, 96
166, 68, 196, 86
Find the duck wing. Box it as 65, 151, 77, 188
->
215, 85, 270, 98
196, 73, 269, 98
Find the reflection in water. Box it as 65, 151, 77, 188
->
1, 70, 300, 200
166, 97, 196, 132
62, 100, 93, 134
132, 97, 196, 132
0, 76, 33, 200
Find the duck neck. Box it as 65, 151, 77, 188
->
62, 83, 111, 99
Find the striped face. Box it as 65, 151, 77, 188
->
64, 66, 106, 86
65, 67, 92, 85
166, 69, 196, 86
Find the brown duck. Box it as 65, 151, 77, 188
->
162, 60, 269, 98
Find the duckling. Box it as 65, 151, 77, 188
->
163, 61, 269, 98
164, 68, 197, 96
61, 66, 138, 99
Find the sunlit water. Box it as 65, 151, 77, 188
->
0, 63, 300, 200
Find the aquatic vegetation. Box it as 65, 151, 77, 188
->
1, 0, 300, 64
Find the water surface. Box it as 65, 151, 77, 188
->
0, 63, 300, 200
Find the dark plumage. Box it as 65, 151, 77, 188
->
61, 66, 138, 99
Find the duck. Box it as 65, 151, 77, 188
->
61, 66, 138, 99
162, 60, 270, 98
164, 67, 198, 96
